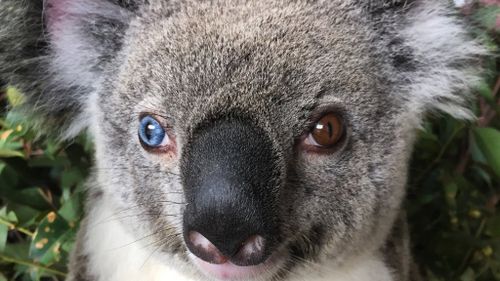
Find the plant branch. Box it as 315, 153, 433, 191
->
0, 217, 34, 237
478, 75, 500, 127
0, 254, 67, 277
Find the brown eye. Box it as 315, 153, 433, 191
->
306, 113, 344, 148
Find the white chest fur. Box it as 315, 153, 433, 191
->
82, 199, 194, 281
82, 200, 393, 281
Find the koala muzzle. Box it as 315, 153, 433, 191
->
181, 117, 279, 266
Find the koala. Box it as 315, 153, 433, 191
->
0, 0, 484, 280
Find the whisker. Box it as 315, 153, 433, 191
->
106, 200, 186, 216
103, 212, 180, 223
94, 167, 181, 177
288, 254, 344, 279
139, 231, 184, 269
90, 210, 181, 227
107, 229, 169, 251
93, 200, 186, 224
141, 243, 163, 269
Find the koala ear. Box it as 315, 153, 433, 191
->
392, 0, 487, 119
371, 0, 486, 120
0, 0, 137, 138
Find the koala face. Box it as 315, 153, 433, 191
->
90, 2, 451, 279
0, 0, 483, 280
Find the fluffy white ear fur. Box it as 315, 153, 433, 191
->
400, 1, 486, 120
43, 0, 132, 138
46, 0, 130, 88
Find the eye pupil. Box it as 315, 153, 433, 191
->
327, 122, 333, 138
146, 123, 156, 138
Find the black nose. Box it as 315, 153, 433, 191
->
181, 117, 280, 266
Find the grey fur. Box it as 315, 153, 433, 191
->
0, 0, 483, 280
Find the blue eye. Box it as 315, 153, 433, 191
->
138, 116, 168, 148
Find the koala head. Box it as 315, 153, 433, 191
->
0, 0, 483, 280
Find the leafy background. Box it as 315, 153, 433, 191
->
0, 1, 500, 281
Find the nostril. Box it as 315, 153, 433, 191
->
186, 231, 269, 266
232, 235, 267, 266
240, 235, 266, 258
188, 231, 228, 264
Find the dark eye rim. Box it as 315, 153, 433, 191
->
299, 107, 348, 154
138, 113, 176, 154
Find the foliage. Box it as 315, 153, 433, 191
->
0, 88, 92, 280
406, 1, 500, 280
0, 1, 499, 281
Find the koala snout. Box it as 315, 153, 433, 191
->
181, 117, 280, 266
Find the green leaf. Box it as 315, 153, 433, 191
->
0, 148, 24, 158
0, 187, 52, 211
0, 161, 5, 175
4, 241, 30, 260
60, 168, 85, 202
475, 6, 500, 30
473, 127, 500, 178
460, 267, 476, 281
27, 156, 69, 168
29, 212, 72, 265
0, 209, 19, 225
0, 207, 19, 253
0, 162, 18, 188
0, 222, 7, 253
58, 190, 83, 224
477, 80, 494, 102
5, 88, 25, 107
7, 203, 41, 228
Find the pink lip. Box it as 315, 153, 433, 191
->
192, 255, 277, 280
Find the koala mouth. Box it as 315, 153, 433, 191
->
189, 248, 286, 280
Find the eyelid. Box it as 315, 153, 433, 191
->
303, 105, 347, 133
138, 112, 173, 130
